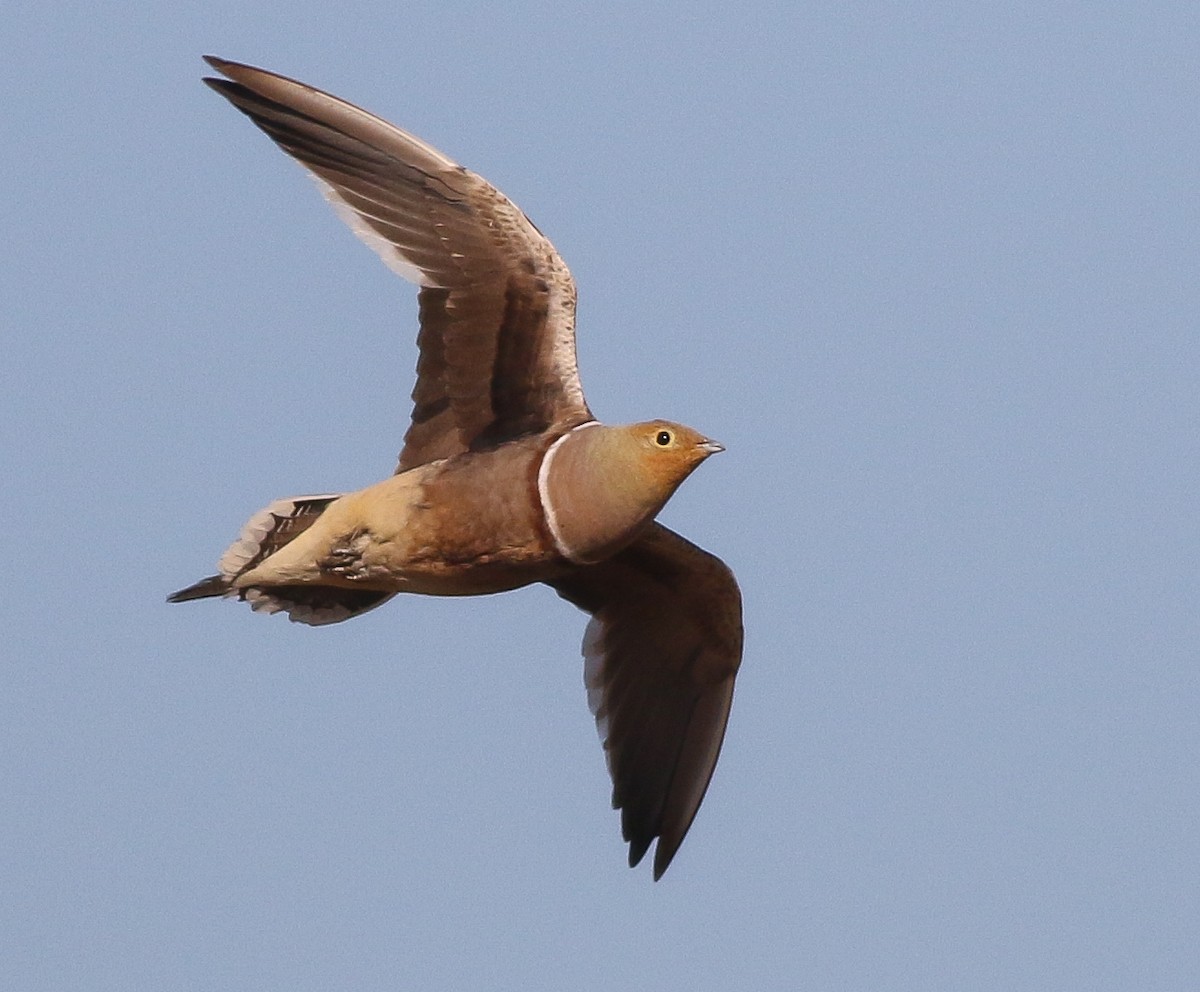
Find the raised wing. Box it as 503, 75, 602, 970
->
546, 523, 743, 879
203, 57, 591, 470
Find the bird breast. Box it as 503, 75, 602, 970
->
537, 422, 673, 565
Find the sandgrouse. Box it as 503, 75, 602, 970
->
170, 57, 743, 879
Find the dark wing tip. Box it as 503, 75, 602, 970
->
201, 57, 289, 98
652, 850, 672, 883
201, 76, 239, 100
201, 56, 246, 89
626, 834, 653, 871
202, 55, 251, 78
640, 836, 679, 881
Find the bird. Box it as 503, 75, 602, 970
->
170, 56, 743, 879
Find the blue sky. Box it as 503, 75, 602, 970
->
4, 3, 1198, 989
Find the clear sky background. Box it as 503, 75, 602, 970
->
4, 3, 1198, 989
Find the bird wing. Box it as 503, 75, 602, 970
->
546, 522, 743, 879
203, 57, 592, 471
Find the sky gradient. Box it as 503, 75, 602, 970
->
4, 3, 1199, 989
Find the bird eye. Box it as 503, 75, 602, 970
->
655, 430, 673, 447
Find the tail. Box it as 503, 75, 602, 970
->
168, 494, 396, 625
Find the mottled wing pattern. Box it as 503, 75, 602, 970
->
202, 58, 591, 471
547, 523, 743, 878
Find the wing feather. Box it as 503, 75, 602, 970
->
547, 523, 743, 878
203, 57, 591, 470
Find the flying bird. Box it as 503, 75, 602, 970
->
170, 57, 743, 879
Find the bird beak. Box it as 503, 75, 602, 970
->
699, 438, 725, 455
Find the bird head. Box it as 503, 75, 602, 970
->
540, 420, 723, 564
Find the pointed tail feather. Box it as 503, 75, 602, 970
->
169, 493, 398, 625
167, 574, 230, 602
168, 493, 342, 606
